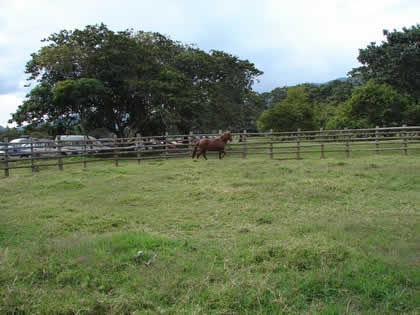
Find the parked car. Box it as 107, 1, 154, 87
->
55, 135, 112, 155
21, 139, 57, 157
0, 137, 39, 159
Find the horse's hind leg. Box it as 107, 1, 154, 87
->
203, 150, 208, 160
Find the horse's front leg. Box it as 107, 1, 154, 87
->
220, 150, 225, 159
203, 150, 208, 160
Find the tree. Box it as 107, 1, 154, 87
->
257, 86, 317, 132
405, 103, 420, 125
161, 47, 263, 133
198, 50, 263, 132
350, 25, 420, 101
51, 78, 105, 134
258, 87, 288, 111
315, 79, 357, 105
11, 24, 162, 136
0, 127, 24, 139
326, 80, 412, 129
11, 24, 262, 136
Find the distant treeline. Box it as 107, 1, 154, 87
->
4, 24, 420, 138
257, 25, 420, 132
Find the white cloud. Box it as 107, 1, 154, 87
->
0, 94, 23, 126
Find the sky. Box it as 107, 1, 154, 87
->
0, 0, 419, 126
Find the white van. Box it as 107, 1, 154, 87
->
55, 135, 111, 155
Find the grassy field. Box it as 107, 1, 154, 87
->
1, 152, 419, 314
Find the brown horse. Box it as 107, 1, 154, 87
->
192, 131, 232, 160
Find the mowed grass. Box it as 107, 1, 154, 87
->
1, 152, 419, 314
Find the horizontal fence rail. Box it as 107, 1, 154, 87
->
1, 126, 420, 176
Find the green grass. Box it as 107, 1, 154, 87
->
1, 152, 419, 314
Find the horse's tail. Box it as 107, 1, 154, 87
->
191, 141, 199, 158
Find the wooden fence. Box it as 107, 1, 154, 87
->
1, 126, 420, 177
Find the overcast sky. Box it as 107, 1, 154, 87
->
0, 0, 419, 126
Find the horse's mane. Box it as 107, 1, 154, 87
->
220, 131, 231, 141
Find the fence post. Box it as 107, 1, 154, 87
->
344, 127, 350, 159
269, 129, 273, 159
30, 138, 37, 173
165, 132, 169, 159
345, 127, 350, 158
402, 124, 408, 156
375, 126, 380, 155
83, 136, 87, 168
3, 138, 9, 177
296, 128, 301, 160
320, 128, 325, 159
114, 135, 119, 167
189, 131, 194, 157
57, 139, 63, 171
242, 130, 247, 159
136, 133, 141, 164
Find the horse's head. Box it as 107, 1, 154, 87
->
223, 130, 232, 142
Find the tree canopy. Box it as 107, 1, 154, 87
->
11, 24, 262, 136
350, 24, 420, 101
326, 80, 412, 129
257, 86, 317, 132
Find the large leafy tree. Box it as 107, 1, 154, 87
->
12, 24, 166, 136
11, 24, 262, 136
196, 50, 263, 132
350, 25, 420, 101
326, 80, 412, 129
167, 48, 263, 133
257, 86, 317, 132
